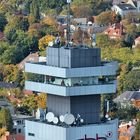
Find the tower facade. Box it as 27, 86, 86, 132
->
25, 46, 118, 140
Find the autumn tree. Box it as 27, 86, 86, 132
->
96, 11, 114, 25
72, 27, 90, 45
21, 94, 38, 115
39, 35, 55, 51
37, 93, 47, 109
0, 108, 13, 132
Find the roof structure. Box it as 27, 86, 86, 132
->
114, 90, 140, 103
117, 3, 136, 10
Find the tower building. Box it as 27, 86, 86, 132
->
25, 45, 118, 140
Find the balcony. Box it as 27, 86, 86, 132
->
25, 61, 118, 78
25, 80, 117, 96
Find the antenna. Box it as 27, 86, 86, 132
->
53, 117, 59, 124
46, 112, 54, 122
36, 108, 40, 119
66, 0, 71, 44
59, 115, 64, 123
64, 113, 75, 125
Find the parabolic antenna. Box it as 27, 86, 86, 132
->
46, 112, 54, 122
53, 117, 59, 124
36, 108, 40, 119
64, 114, 75, 125
59, 115, 64, 122
80, 119, 84, 123
48, 41, 53, 47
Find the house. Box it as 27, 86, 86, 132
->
112, 3, 137, 17
0, 132, 25, 140
118, 122, 135, 140
18, 52, 39, 70
127, 0, 140, 12
114, 90, 140, 108
12, 114, 34, 135
104, 23, 124, 39
132, 36, 140, 48
0, 98, 15, 114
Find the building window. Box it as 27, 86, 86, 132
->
18, 129, 21, 133
28, 133, 35, 136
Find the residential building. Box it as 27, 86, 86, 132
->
112, 4, 137, 17
114, 90, 140, 108
0, 132, 25, 140
24, 43, 118, 140
133, 36, 140, 48
12, 115, 34, 135
104, 23, 124, 39
118, 123, 135, 140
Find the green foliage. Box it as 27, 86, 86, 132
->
101, 47, 140, 66
30, 0, 40, 22
21, 94, 38, 115
117, 105, 138, 120
0, 13, 7, 31
96, 11, 113, 25
123, 70, 140, 91
0, 108, 13, 132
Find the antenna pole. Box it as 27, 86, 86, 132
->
67, 0, 71, 43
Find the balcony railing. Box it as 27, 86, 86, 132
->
25, 80, 117, 96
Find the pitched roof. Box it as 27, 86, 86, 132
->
117, 4, 136, 10
0, 81, 18, 88
114, 91, 140, 102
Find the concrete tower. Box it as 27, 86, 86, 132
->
24, 44, 118, 140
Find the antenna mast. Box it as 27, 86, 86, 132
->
67, 0, 71, 43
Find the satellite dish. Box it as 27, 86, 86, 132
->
53, 117, 59, 124
59, 115, 64, 122
36, 108, 40, 119
80, 119, 84, 123
46, 112, 54, 122
48, 41, 53, 47
64, 114, 75, 125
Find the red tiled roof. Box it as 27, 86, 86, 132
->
104, 23, 123, 39
135, 36, 140, 41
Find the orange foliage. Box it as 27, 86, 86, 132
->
37, 93, 47, 109
39, 35, 55, 51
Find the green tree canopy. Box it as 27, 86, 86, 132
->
0, 108, 13, 132
123, 70, 140, 91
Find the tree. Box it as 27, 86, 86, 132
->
39, 35, 55, 51
72, 27, 90, 45
0, 108, 13, 132
123, 70, 140, 91
21, 94, 38, 115
30, 0, 40, 22
37, 93, 47, 109
96, 34, 110, 48
0, 13, 7, 31
96, 11, 113, 25
71, 4, 92, 18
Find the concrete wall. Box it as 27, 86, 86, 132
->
71, 95, 100, 124
25, 61, 118, 78
46, 47, 101, 68
47, 94, 100, 124
25, 81, 117, 96
25, 119, 118, 140
47, 94, 70, 115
